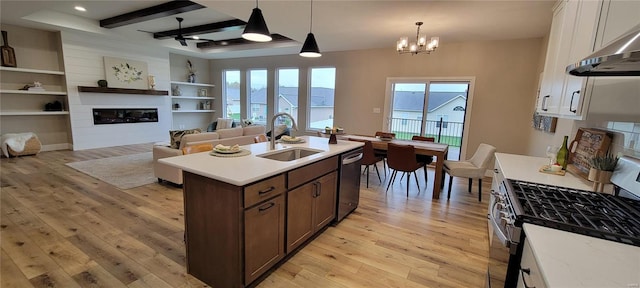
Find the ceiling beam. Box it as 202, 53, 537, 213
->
153, 19, 247, 39
196, 34, 296, 49
100, 0, 205, 28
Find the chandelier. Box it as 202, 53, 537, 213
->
396, 22, 439, 55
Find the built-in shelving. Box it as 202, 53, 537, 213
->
0, 66, 65, 75
0, 111, 69, 116
0, 89, 67, 95
78, 86, 169, 95
170, 81, 215, 87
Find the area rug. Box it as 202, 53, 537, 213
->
66, 152, 155, 189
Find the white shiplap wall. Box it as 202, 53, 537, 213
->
61, 31, 172, 150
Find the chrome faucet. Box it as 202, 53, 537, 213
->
270, 112, 298, 150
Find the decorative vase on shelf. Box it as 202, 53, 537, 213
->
172, 85, 181, 96
556, 135, 569, 170
188, 73, 196, 83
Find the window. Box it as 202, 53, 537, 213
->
276, 68, 299, 124
308, 67, 336, 130
248, 69, 267, 125
223, 70, 241, 120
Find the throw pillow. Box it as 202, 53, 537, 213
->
241, 119, 254, 127
216, 118, 234, 130
169, 128, 201, 149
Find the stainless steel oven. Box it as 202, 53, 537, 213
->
486, 180, 520, 288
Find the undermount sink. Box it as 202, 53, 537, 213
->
257, 147, 323, 162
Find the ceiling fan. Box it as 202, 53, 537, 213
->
142, 17, 215, 47
173, 17, 195, 46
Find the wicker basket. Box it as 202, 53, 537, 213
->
7, 136, 42, 157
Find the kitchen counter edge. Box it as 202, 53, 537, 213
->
159, 136, 363, 186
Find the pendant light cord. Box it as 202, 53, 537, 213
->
256, 0, 259, 8
309, 0, 313, 33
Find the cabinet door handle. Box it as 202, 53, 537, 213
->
520, 267, 536, 288
258, 186, 275, 195
569, 90, 579, 113
258, 202, 275, 212
316, 182, 321, 197
312, 182, 318, 198
541, 95, 550, 111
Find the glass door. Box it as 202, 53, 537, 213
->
388, 80, 470, 160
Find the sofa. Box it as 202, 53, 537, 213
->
153, 125, 266, 185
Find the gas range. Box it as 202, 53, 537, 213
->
506, 179, 640, 247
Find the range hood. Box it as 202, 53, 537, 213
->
567, 24, 640, 77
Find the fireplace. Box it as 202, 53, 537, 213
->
93, 108, 158, 125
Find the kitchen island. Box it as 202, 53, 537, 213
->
159, 136, 363, 288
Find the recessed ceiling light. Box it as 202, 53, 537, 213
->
74, 6, 86, 12
192, 36, 200, 40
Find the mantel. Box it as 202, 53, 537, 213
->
77, 86, 168, 95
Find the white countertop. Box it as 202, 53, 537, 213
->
159, 136, 363, 186
523, 224, 640, 288
495, 152, 594, 191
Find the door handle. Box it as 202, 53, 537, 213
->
541, 95, 550, 111
520, 268, 536, 288
258, 186, 275, 195
569, 90, 579, 113
343, 153, 363, 165
258, 202, 275, 212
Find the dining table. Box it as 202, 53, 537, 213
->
343, 135, 449, 199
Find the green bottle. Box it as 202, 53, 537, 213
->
556, 136, 569, 170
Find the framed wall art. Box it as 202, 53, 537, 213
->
104, 56, 149, 89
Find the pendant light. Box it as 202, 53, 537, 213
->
242, 0, 272, 42
300, 0, 321, 57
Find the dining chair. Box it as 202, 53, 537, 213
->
254, 134, 268, 143
443, 143, 496, 201
374, 131, 396, 175
181, 143, 214, 155
353, 140, 384, 188
385, 143, 425, 197
411, 135, 435, 183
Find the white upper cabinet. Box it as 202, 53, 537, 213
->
559, 0, 601, 117
583, 0, 640, 121
537, 0, 600, 118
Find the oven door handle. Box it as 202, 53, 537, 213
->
489, 202, 510, 247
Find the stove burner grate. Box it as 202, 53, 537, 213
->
508, 180, 640, 247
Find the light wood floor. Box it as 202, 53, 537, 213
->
1, 144, 490, 288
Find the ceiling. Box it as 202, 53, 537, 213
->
0, 0, 555, 59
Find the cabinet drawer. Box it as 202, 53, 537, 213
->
244, 174, 286, 208
287, 156, 338, 189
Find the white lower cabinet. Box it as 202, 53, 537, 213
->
518, 238, 548, 288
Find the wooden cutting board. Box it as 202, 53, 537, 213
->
566, 128, 612, 179
1, 30, 17, 67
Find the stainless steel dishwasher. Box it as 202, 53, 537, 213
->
336, 147, 363, 222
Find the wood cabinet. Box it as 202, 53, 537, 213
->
287, 171, 337, 253
244, 194, 285, 284
537, 0, 600, 119
182, 155, 340, 288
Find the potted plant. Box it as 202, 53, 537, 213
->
588, 152, 618, 184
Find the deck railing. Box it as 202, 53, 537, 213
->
390, 117, 463, 147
